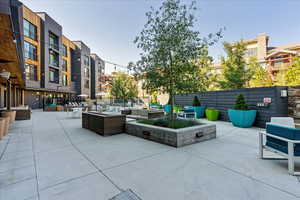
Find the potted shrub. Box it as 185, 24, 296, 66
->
228, 94, 257, 128
205, 108, 219, 121
192, 96, 205, 119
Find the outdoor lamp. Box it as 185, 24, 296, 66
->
281, 90, 288, 97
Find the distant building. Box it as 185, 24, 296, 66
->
90, 54, 105, 99
214, 33, 300, 81
72, 41, 91, 97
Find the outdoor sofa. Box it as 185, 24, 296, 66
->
259, 117, 300, 175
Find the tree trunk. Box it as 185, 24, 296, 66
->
169, 92, 174, 121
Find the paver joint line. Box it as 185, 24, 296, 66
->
31, 117, 41, 200
55, 114, 124, 192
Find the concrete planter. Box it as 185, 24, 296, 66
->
0, 110, 16, 124
126, 121, 216, 147
0, 117, 10, 137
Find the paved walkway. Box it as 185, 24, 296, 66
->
0, 111, 299, 200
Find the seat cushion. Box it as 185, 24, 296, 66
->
266, 124, 300, 140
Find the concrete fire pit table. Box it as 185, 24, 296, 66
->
126, 120, 216, 147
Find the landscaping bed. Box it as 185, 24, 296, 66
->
126, 119, 216, 147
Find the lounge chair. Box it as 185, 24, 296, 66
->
177, 106, 196, 119
259, 117, 300, 175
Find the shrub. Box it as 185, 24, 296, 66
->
192, 96, 201, 107
234, 94, 248, 110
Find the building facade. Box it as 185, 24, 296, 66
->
72, 41, 91, 97
90, 53, 105, 99
0, 1, 109, 109
242, 33, 300, 80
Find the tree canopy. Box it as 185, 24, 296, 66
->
129, 0, 222, 116
218, 41, 253, 89
110, 73, 138, 104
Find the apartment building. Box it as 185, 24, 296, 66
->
72, 41, 91, 97
90, 53, 105, 99
215, 33, 300, 80
0, 0, 108, 109
0, 0, 25, 108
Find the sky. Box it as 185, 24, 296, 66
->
20, 0, 300, 74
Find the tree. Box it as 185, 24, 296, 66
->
194, 46, 218, 91
219, 41, 253, 89
129, 0, 222, 118
234, 94, 248, 110
248, 57, 273, 87
110, 73, 138, 107
285, 57, 300, 86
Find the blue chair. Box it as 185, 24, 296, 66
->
259, 121, 300, 175
177, 106, 196, 119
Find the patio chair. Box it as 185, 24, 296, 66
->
259, 117, 300, 175
177, 106, 196, 119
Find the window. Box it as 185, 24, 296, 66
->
84, 79, 89, 89
62, 45, 67, 57
23, 19, 37, 41
84, 67, 90, 78
49, 32, 59, 50
245, 48, 257, 57
49, 50, 59, 67
49, 68, 59, 83
62, 59, 67, 71
273, 61, 285, 68
62, 74, 68, 86
84, 55, 89, 66
24, 41, 37, 61
25, 63, 37, 81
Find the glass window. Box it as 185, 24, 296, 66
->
245, 48, 257, 57
84, 79, 89, 89
62, 45, 67, 57
62, 59, 67, 71
25, 63, 37, 81
49, 32, 59, 50
49, 50, 59, 67
23, 19, 37, 41
84, 55, 89, 66
62, 74, 68, 86
49, 68, 59, 83
24, 41, 37, 61
84, 67, 90, 78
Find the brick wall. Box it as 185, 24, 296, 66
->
288, 86, 300, 127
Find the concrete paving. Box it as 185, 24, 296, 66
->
0, 111, 299, 200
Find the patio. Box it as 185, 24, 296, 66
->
0, 111, 299, 200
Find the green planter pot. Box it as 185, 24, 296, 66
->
205, 109, 219, 121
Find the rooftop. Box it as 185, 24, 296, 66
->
1, 111, 299, 200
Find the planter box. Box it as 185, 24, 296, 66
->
129, 109, 164, 119
12, 109, 31, 120
228, 109, 257, 128
205, 109, 219, 121
126, 121, 216, 147
44, 106, 57, 112
0, 117, 10, 137
82, 112, 126, 136
56, 105, 64, 112
0, 111, 16, 124
121, 110, 132, 115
